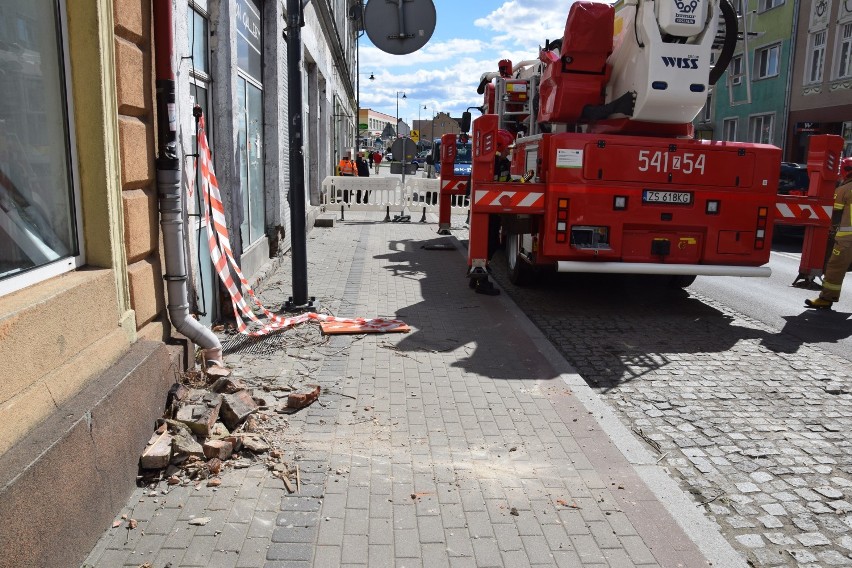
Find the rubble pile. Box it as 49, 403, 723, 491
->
138, 367, 321, 490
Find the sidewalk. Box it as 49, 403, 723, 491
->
82, 211, 744, 568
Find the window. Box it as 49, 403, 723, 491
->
759, 0, 784, 11
806, 30, 826, 84
702, 94, 712, 122
235, 0, 265, 246
836, 23, 852, 79
1, 0, 81, 296
755, 44, 780, 79
723, 118, 738, 141
730, 55, 744, 85
749, 114, 774, 144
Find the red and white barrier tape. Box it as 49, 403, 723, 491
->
195, 117, 406, 336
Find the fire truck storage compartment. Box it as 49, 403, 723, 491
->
579, 141, 758, 188
717, 231, 757, 254
621, 229, 703, 263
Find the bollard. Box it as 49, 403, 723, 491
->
384, 206, 391, 222
420, 207, 427, 223
340, 204, 345, 221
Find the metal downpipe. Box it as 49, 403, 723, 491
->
158, 169, 223, 366
153, 0, 223, 366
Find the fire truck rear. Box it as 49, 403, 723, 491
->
459, 0, 842, 294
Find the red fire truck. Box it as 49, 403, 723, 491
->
452, 0, 842, 294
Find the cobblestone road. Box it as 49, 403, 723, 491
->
469, 231, 852, 568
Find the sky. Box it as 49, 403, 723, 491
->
358, 0, 578, 129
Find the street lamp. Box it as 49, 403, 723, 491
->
423, 104, 435, 148
396, 91, 406, 138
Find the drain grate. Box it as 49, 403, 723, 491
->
221, 334, 289, 355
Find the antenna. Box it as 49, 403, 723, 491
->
364, 0, 436, 55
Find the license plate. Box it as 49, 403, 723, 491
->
642, 190, 692, 205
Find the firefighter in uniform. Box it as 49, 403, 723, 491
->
805, 157, 852, 309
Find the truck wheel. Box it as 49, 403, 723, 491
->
506, 232, 534, 285
669, 275, 697, 288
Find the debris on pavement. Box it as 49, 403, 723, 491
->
281, 385, 321, 413
136, 364, 308, 490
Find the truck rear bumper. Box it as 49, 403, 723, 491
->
555, 261, 771, 277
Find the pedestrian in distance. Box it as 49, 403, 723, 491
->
806, 156, 852, 310
355, 154, 369, 177
373, 150, 383, 174
338, 153, 357, 177
367, 151, 374, 169
355, 154, 370, 204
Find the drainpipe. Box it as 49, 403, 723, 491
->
780, 0, 801, 160
152, 0, 223, 366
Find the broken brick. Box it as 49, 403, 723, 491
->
140, 431, 173, 470
203, 439, 233, 460
220, 390, 258, 430
176, 394, 222, 437
286, 385, 321, 410
210, 377, 247, 394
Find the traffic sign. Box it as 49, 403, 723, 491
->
364, 0, 436, 55
411, 129, 420, 143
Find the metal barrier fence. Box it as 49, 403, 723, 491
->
320, 176, 470, 221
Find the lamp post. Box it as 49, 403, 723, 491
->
423, 104, 435, 149
395, 91, 406, 139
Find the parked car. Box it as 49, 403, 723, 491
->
778, 162, 809, 196
410, 151, 430, 169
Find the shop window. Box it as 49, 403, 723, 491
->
806, 30, 826, 84
754, 44, 780, 79
0, 0, 81, 297
749, 113, 774, 145
236, 0, 265, 247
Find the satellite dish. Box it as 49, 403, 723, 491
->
364, 0, 437, 55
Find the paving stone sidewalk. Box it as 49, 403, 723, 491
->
83, 212, 742, 567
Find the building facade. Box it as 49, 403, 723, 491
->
359, 107, 395, 151
0, 0, 357, 565
713, 0, 797, 150
786, 0, 852, 162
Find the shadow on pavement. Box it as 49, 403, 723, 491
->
382, 236, 852, 393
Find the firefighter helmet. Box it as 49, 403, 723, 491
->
495, 129, 515, 155
841, 157, 852, 181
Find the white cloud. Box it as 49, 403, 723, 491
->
358, 0, 610, 119
474, 1, 575, 52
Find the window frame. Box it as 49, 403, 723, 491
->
723, 118, 738, 141
730, 54, 744, 85
748, 112, 775, 145
754, 43, 781, 80
806, 29, 827, 84
0, 0, 85, 297
835, 22, 852, 80
758, 0, 784, 13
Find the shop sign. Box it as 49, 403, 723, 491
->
236, 0, 262, 82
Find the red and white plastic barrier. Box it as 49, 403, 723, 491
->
195, 117, 407, 336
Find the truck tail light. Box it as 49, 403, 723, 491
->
556, 198, 568, 243
755, 207, 768, 250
